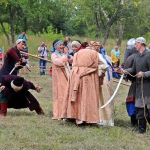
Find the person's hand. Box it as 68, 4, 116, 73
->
136, 71, 143, 78
122, 69, 128, 75
67, 56, 73, 64
21, 57, 26, 63
62, 56, 67, 63
35, 85, 42, 93
99, 73, 105, 85
15, 62, 20, 67
0, 86, 5, 91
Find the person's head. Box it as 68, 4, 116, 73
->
63, 47, 69, 54
127, 38, 135, 46
89, 41, 100, 52
16, 39, 25, 51
72, 41, 81, 52
11, 76, 24, 92
22, 30, 26, 36
93, 42, 101, 52
134, 37, 146, 52
114, 45, 119, 51
53, 39, 63, 52
81, 42, 89, 48
63, 40, 68, 47
66, 36, 71, 42
41, 41, 46, 47
83, 38, 88, 43
113, 62, 118, 68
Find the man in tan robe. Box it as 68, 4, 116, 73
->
62, 42, 108, 124
89, 42, 114, 126
51, 40, 73, 120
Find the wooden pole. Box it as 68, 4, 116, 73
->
113, 79, 130, 86
20, 51, 52, 63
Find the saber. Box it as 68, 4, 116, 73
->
9, 64, 24, 75
20, 51, 52, 63
101, 74, 124, 108
9, 66, 16, 75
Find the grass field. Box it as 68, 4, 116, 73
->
0, 35, 150, 150
0, 60, 150, 150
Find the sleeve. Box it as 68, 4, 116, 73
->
98, 53, 108, 64
98, 53, 109, 73
51, 53, 66, 66
1, 76, 7, 86
7, 48, 20, 62
143, 58, 150, 78
124, 55, 134, 69
22, 80, 36, 91
125, 64, 136, 74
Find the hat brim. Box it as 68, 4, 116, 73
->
11, 81, 23, 91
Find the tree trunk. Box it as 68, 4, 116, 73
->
9, 5, 15, 44
94, 12, 101, 40
117, 22, 124, 46
103, 22, 112, 45
85, 21, 91, 36
103, 12, 118, 46
0, 22, 10, 45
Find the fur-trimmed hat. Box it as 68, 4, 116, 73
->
72, 41, 81, 48
16, 39, 25, 45
11, 77, 24, 92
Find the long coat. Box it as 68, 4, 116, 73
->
0, 47, 21, 82
126, 50, 150, 109
0, 46, 26, 83
124, 53, 137, 103
1, 75, 40, 111
62, 49, 100, 123
51, 53, 68, 119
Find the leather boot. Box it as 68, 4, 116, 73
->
131, 114, 138, 126
138, 118, 146, 134
35, 106, 45, 115
0, 102, 7, 117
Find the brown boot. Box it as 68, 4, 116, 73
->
0, 102, 7, 117
35, 106, 45, 115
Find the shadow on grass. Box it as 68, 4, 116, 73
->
7, 109, 35, 116
115, 118, 131, 128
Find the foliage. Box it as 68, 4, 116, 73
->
42, 26, 64, 41
0, 23, 10, 34
0, 0, 150, 45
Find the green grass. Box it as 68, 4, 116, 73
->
0, 35, 150, 150
0, 63, 150, 150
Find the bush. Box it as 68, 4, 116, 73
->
42, 26, 64, 41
